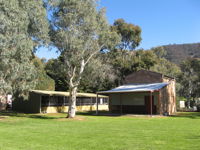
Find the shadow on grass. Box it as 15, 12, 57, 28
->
0, 111, 63, 120
171, 112, 200, 119
0, 110, 120, 119
76, 111, 127, 117
0, 110, 173, 119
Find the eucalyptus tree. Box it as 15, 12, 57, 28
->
0, 0, 49, 108
179, 58, 200, 101
111, 19, 142, 50
49, 0, 120, 118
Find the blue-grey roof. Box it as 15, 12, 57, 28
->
98, 83, 169, 94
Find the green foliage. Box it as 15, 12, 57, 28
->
107, 49, 158, 85
32, 57, 55, 91
49, 0, 120, 86
111, 18, 142, 50
79, 54, 116, 92
0, 0, 49, 99
133, 50, 157, 70
48, 0, 121, 117
45, 58, 69, 91
152, 46, 167, 58
150, 57, 181, 78
45, 53, 116, 93
107, 49, 135, 85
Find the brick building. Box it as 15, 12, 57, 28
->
98, 70, 176, 115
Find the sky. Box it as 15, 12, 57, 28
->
36, 0, 200, 59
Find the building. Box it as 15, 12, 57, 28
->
98, 70, 176, 115
13, 90, 108, 113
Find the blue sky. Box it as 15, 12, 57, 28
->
36, 0, 200, 59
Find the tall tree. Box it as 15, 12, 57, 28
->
0, 0, 49, 108
178, 58, 200, 101
111, 18, 142, 50
108, 49, 157, 85
108, 18, 142, 85
49, 0, 120, 118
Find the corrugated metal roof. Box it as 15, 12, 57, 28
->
30, 90, 108, 98
98, 83, 169, 94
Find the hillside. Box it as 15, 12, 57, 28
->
161, 43, 200, 64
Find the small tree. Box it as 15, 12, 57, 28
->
49, 0, 120, 118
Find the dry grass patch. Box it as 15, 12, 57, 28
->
57, 116, 86, 121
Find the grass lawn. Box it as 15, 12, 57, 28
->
0, 112, 200, 150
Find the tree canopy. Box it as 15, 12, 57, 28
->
178, 58, 200, 99
33, 57, 55, 91
48, 0, 120, 118
0, 0, 49, 103
111, 18, 142, 50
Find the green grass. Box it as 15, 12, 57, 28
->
0, 112, 200, 150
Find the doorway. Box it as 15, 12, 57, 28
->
145, 96, 156, 114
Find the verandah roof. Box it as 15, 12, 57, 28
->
30, 90, 108, 98
98, 83, 169, 94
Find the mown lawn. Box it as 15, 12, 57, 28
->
0, 112, 200, 150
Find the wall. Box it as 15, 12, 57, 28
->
13, 93, 41, 113
41, 105, 108, 113
109, 92, 158, 105
109, 92, 159, 114
124, 70, 163, 84
14, 92, 108, 113
159, 80, 176, 115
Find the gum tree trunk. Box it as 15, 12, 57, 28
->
67, 86, 77, 118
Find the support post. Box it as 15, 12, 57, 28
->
48, 96, 50, 107
150, 91, 152, 117
96, 94, 99, 115
158, 90, 161, 115
120, 93, 122, 115
39, 95, 41, 113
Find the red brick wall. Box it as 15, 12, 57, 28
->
124, 70, 163, 84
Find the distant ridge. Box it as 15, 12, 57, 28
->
161, 43, 200, 64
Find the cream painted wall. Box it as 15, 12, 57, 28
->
41, 105, 108, 113
109, 92, 158, 106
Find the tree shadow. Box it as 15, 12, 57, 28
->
171, 112, 200, 119
76, 111, 125, 117
0, 111, 63, 120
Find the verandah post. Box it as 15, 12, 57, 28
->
96, 94, 99, 115
120, 93, 122, 115
158, 90, 161, 115
150, 91, 153, 116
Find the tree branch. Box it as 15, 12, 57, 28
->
69, 66, 76, 87
84, 44, 104, 66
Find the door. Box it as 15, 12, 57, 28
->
145, 96, 154, 114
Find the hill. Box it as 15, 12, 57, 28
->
162, 43, 200, 64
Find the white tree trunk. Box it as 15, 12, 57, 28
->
67, 59, 85, 118
67, 86, 77, 118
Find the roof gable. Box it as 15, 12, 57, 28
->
124, 70, 174, 84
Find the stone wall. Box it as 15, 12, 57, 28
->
159, 80, 176, 115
